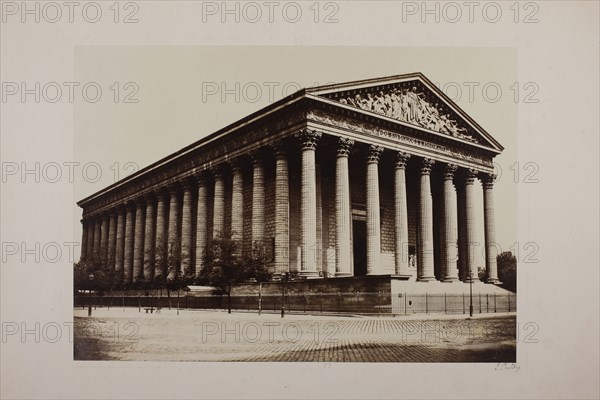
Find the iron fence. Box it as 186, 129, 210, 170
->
75, 291, 516, 315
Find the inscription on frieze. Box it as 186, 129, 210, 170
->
306, 109, 492, 167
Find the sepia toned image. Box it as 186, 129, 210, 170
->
2, 2, 598, 399
73, 64, 517, 362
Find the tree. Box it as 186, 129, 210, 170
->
244, 242, 273, 284
497, 251, 517, 292
199, 232, 245, 313
150, 241, 187, 309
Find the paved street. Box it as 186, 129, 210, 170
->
74, 308, 516, 362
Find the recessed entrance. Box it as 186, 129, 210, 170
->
352, 219, 367, 276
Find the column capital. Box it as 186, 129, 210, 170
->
272, 140, 288, 158
444, 163, 458, 180
367, 144, 384, 163
464, 168, 478, 184
167, 182, 181, 194
480, 173, 496, 189
395, 151, 411, 169
295, 128, 322, 150
420, 158, 435, 175
228, 158, 245, 171
337, 137, 354, 157
125, 200, 136, 210
181, 176, 196, 190
193, 169, 209, 184
153, 187, 169, 200
209, 165, 225, 178
144, 193, 156, 205
134, 196, 146, 207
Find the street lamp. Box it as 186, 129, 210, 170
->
88, 273, 95, 317
469, 270, 474, 318
280, 272, 289, 318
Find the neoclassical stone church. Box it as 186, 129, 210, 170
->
77, 73, 503, 287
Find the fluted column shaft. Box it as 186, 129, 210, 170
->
335, 138, 353, 277
297, 129, 321, 277
442, 164, 459, 281
231, 163, 244, 246
143, 198, 156, 281
482, 174, 500, 283
274, 146, 289, 275
107, 212, 117, 270
464, 169, 479, 282
167, 187, 180, 280
86, 219, 95, 262
154, 192, 168, 278
251, 157, 265, 250
195, 176, 208, 276
93, 218, 101, 262
418, 158, 435, 281
100, 215, 109, 266
213, 171, 225, 237
115, 208, 125, 280
181, 182, 194, 276
123, 204, 135, 283
394, 152, 411, 277
133, 201, 145, 282
80, 220, 88, 261
366, 145, 383, 275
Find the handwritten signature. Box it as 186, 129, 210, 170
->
495, 363, 520, 372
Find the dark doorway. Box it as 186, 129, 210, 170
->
353, 220, 367, 276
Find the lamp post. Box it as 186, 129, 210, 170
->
88, 273, 95, 317
280, 272, 289, 318
469, 270, 474, 317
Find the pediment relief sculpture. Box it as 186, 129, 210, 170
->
336, 86, 477, 143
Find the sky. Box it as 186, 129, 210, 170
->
73, 46, 517, 260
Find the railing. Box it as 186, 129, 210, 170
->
75, 291, 516, 315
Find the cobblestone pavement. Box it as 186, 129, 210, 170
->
74, 308, 516, 362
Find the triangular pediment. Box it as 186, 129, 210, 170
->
306, 73, 503, 152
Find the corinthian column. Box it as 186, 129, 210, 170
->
418, 158, 436, 281
154, 190, 168, 279
107, 211, 117, 271
180, 179, 194, 276
274, 144, 289, 275
394, 152, 411, 278
212, 169, 225, 238
123, 202, 135, 284
442, 163, 459, 282
464, 168, 480, 282
100, 214, 109, 266
296, 129, 321, 277
167, 185, 180, 280
482, 173, 501, 283
80, 219, 88, 261
366, 144, 383, 275
335, 138, 354, 277
133, 199, 145, 282
86, 219, 95, 263
143, 196, 156, 281
195, 174, 208, 276
93, 217, 101, 262
251, 155, 265, 250
230, 161, 244, 247
115, 207, 125, 281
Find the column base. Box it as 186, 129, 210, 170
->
417, 276, 436, 282
391, 274, 412, 280
335, 272, 353, 278
486, 278, 503, 284
442, 277, 460, 282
